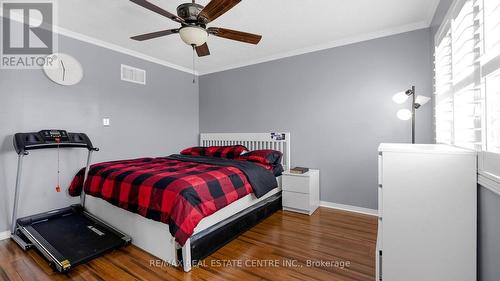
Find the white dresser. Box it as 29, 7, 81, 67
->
282, 169, 320, 215
377, 144, 477, 281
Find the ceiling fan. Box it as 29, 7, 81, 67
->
130, 0, 262, 57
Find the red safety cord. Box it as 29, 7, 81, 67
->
55, 138, 61, 192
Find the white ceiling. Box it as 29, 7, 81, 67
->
56, 0, 440, 75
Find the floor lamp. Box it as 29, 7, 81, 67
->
392, 86, 431, 144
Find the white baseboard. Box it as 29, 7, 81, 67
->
320, 201, 378, 217
0, 231, 11, 241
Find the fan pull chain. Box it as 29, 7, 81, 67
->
192, 45, 196, 84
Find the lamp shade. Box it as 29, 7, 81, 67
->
397, 109, 412, 120
415, 95, 431, 106
392, 91, 410, 104
179, 26, 208, 47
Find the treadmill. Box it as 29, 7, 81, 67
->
11, 130, 131, 273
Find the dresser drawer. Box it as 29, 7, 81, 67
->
282, 191, 310, 211
282, 175, 311, 193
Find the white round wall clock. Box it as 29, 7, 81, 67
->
43, 53, 83, 86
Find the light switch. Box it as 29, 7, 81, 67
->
103, 118, 110, 127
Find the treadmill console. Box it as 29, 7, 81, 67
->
39, 130, 70, 142
13, 130, 96, 154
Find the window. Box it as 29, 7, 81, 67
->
484, 0, 500, 152
435, 0, 500, 192
451, 0, 481, 150
484, 0, 500, 54
486, 71, 500, 152
435, 0, 500, 150
435, 30, 454, 144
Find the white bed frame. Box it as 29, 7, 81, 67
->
85, 132, 290, 272
200, 133, 291, 171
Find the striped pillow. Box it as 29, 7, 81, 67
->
239, 150, 283, 166
205, 145, 248, 159
180, 146, 206, 156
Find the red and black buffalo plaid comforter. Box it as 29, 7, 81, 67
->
69, 154, 278, 246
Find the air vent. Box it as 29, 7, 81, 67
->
121, 64, 146, 85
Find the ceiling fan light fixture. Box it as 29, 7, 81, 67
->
179, 26, 208, 47
130, 0, 261, 57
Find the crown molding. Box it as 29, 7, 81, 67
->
0, 9, 196, 75
2, 7, 432, 77
425, 0, 442, 26
199, 21, 429, 75
58, 20, 429, 76
54, 26, 198, 75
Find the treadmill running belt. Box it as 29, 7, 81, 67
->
31, 213, 125, 265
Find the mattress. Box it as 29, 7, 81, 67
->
85, 183, 281, 264
69, 155, 278, 245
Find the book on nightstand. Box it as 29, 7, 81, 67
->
289, 167, 309, 174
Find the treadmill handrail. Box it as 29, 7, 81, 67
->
9, 131, 130, 273
11, 131, 98, 235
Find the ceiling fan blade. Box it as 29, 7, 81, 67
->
198, 0, 241, 23
130, 0, 184, 23
208, 27, 262, 45
131, 29, 179, 41
196, 43, 210, 57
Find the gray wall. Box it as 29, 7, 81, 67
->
478, 187, 500, 281
0, 34, 199, 232
199, 29, 434, 209
431, 1, 500, 280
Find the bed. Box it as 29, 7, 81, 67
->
73, 133, 290, 272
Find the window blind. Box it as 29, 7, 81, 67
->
434, 0, 485, 150
484, 0, 500, 54
453, 85, 482, 149
483, 0, 500, 152
451, 0, 476, 85
486, 71, 500, 152
435, 30, 454, 144
434, 0, 500, 193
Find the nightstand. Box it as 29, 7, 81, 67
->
281, 169, 320, 215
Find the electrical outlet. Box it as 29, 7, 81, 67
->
103, 118, 110, 127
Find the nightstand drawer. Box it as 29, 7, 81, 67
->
282, 175, 310, 193
282, 191, 310, 211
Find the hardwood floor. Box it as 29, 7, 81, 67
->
0, 208, 378, 281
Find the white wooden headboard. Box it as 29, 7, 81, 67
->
200, 133, 291, 171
